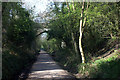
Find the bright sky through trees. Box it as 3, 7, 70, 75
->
2, 1, 120, 80
22, 0, 50, 39
22, 0, 53, 15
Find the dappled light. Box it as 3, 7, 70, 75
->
2, 0, 120, 80
27, 50, 75, 80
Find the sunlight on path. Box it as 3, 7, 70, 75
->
26, 50, 75, 80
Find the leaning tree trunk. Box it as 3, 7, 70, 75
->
66, 0, 78, 54
71, 32, 78, 54
79, 1, 85, 64
71, 0, 79, 54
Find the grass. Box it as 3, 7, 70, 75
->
52, 47, 120, 79
48, 38, 120, 79
77, 50, 120, 78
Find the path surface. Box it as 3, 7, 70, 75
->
26, 50, 76, 80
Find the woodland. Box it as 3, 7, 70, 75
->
2, 1, 120, 80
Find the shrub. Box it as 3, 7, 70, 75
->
2, 47, 36, 80
89, 55, 120, 78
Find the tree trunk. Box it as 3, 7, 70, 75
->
71, 32, 78, 54
110, 33, 113, 39
66, 0, 70, 12
72, 0, 75, 10
79, 1, 85, 64
71, 0, 79, 54
66, 0, 78, 54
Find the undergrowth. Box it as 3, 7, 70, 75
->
52, 47, 120, 79
52, 48, 81, 73
2, 46, 36, 80
78, 50, 120, 78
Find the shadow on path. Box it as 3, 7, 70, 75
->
26, 50, 76, 80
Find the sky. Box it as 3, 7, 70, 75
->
22, 0, 53, 16
22, 0, 55, 23
22, 0, 52, 38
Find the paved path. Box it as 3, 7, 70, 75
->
26, 50, 76, 80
